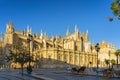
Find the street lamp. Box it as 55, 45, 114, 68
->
95, 43, 100, 69
27, 34, 33, 74
109, 50, 110, 69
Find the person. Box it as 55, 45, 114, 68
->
27, 66, 32, 74
66, 65, 72, 71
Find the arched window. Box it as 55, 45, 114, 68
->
70, 54, 73, 63
81, 37, 84, 52
58, 53, 61, 61
64, 54, 67, 62
75, 55, 78, 64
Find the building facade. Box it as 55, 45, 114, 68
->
0, 22, 117, 68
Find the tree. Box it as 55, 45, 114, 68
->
111, 59, 116, 65
114, 49, 120, 68
107, 17, 114, 22
0, 56, 5, 68
111, 59, 116, 68
6, 40, 34, 75
105, 59, 110, 68
111, 0, 120, 20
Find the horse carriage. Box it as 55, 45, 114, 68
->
103, 68, 113, 78
70, 66, 86, 75
103, 64, 120, 78
113, 68, 120, 77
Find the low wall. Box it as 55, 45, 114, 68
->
40, 64, 66, 69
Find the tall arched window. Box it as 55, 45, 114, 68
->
64, 54, 67, 62
81, 37, 84, 52
75, 55, 78, 65
58, 53, 61, 61
70, 54, 73, 63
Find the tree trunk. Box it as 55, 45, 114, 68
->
117, 56, 118, 68
21, 64, 24, 76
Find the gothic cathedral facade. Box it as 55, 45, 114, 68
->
2, 22, 116, 68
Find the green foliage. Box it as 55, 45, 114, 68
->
105, 59, 110, 65
114, 49, 120, 67
9, 51, 31, 65
111, 59, 116, 65
114, 49, 120, 56
0, 56, 5, 66
111, 0, 120, 19
109, 17, 114, 21
6, 40, 34, 67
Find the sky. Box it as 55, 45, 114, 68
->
0, 0, 120, 49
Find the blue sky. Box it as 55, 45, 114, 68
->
0, 0, 120, 49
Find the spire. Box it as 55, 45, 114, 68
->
41, 29, 43, 36
0, 32, 2, 41
75, 24, 78, 32
85, 29, 89, 41
6, 22, 14, 33
44, 32, 46, 36
66, 27, 70, 36
27, 25, 32, 34
40, 29, 43, 40
86, 29, 88, 34
51, 33, 55, 42
24, 28, 26, 33
92, 40, 94, 45
56, 34, 58, 41
52, 33, 54, 38
30, 27, 32, 34
27, 25, 30, 32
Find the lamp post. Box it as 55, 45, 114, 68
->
95, 43, 100, 69
109, 50, 110, 69
27, 34, 33, 74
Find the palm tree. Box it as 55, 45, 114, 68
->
111, 59, 116, 69
114, 49, 120, 68
105, 59, 109, 68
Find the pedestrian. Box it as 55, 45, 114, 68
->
27, 66, 32, 74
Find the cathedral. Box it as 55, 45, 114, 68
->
0, 22, 117, 68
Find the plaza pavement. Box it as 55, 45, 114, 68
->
1, 68, 119, 80
24, 68, 120, 80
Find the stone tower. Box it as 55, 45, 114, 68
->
66, 27, 70, 36
85, 30, 89, 42
4, 22, 14, 54
74, 25, 79, 40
